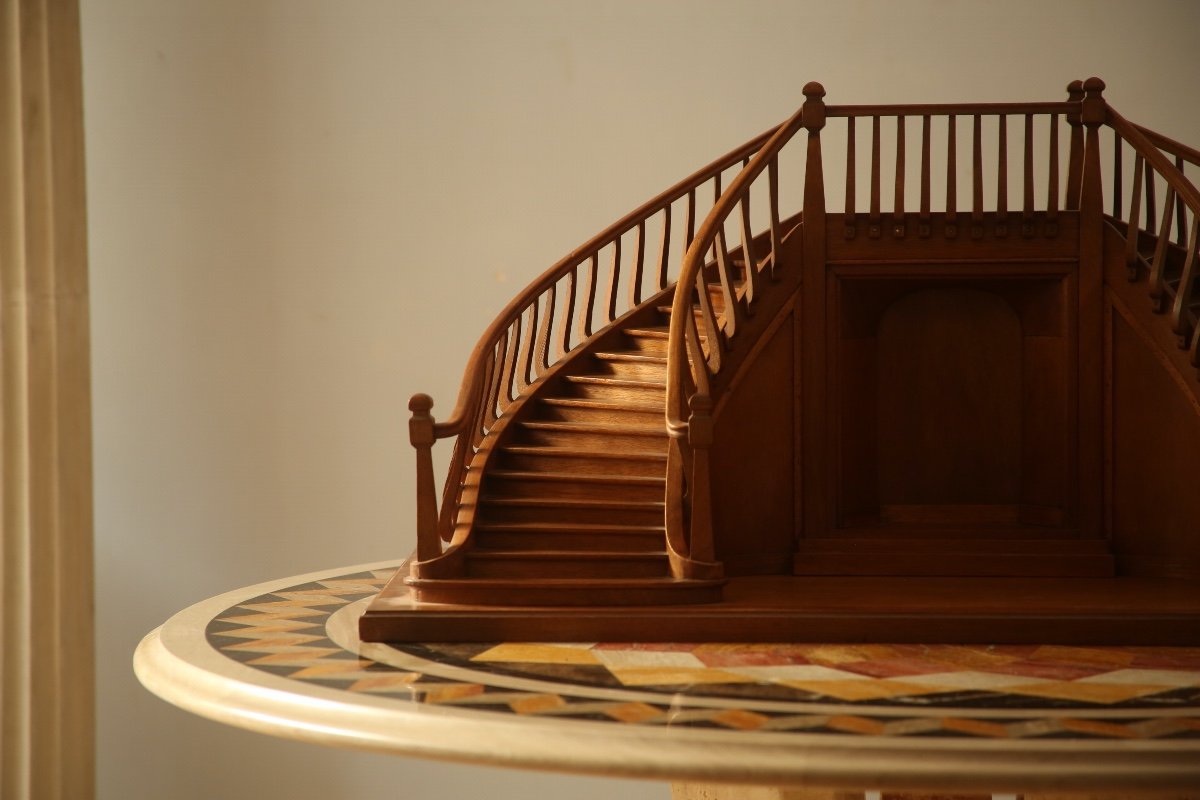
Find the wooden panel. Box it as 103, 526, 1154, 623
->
1110, 309, 1200, 579
711, 311, 796, 575
877, 287, 1023, 508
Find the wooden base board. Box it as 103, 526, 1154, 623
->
359, 561, 1200, 645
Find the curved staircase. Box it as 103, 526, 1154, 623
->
363, 78, 1200, 645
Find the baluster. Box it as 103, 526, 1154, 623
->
685, 188, 697, 249
535, 284, 556, 372
1022, 114, 1034, 236
628, 220, 646, 307
605, 236, 621, 323
1112, 129, 1123, 220
739, 191, 759, 306
1126, 154, 1144, 280
869, 115, 881, 238
686, 393, 716, 565
919, 115, 931, 237
408, 393, 440, 561
656, 204, 672, 289
520, 302, 539, 390
1065, 79, 1084, 210
1176, 156, 1188, 246
996, 114, 1008, 237
768, 155, 782, 276
581, 252, 598, 338
1144, 158, 1156, 231
946, 115, 958, 237
558, 265, 577, 358
714, 170, 723, 206
972, 113, 984, 238
472, 352, 496, 447
694, 271, 723, 372
844, 117, 857, 239
1170, 215, 1199, 338
893, 115, 906, 238
714, 227, 740, 337
484, 331, 508, 427
1046, 114, 1060, 236
1149, 184, 1177, 313
500, 318, 522, 409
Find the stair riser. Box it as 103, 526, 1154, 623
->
472, 531, 664, 552
496, 452, 666, 477
482, 477, 664, 502
513, 427, 667, 452
560, 382, 666, 403
589, 360, 668, 380
409, 582, 724, 608
465, 556, 669, 580
479, 503, 664, 527
620, 334, 669, 355
535, 403, 662, 426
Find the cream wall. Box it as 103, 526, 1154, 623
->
82, 1, 1200, 798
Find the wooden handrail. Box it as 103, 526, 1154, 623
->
409, 118, 784, 557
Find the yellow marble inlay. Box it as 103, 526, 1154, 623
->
472, 643, 601, 665
780, 679, 950, 701
1005, 681, 1168, 704
607, 667, 756, 686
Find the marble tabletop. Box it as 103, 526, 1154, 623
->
134, 561, 1200, 795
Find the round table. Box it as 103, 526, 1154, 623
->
134, 561, 1200, 799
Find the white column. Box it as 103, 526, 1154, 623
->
0, 0, 94, 798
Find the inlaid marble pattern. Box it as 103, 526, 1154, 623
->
204, 567, 1200, 741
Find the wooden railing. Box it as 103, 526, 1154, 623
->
407, 122, 783, 562
663, 83, 1091, 571
1105, 101, 1200, 369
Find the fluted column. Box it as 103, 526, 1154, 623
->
0, 1, 95, 798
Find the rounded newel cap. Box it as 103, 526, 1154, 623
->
1083, 76, 1106, 93
1066, 79, 1084, 93
409, 393, 434, 413
802, 81, 825, 99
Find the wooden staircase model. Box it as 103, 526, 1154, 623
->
361, 80, 1200, 644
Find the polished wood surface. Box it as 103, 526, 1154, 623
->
364, 79, 1200, 644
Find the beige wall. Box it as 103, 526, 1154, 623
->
82, 1, 1200, 798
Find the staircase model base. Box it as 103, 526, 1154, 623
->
359, 559, 1200, 645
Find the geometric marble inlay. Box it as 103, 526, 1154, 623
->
204, 567, 1200, 742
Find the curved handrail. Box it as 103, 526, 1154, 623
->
1105, 103, 1200, 358
408, 119, 783, 559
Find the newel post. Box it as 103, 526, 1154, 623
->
801, 82, 828, 267
1077, 77, 1106, 539
686, 394, 716, 564
409, 393, 441, 561
1065, 80, 1086, 211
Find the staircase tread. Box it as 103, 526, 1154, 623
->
466, 550, 669, 560
565, 375, 666, 388
501, 445, 667, 461
623, 327, 670, 338
408, 576, 723, 588
594, 352, 669, 364
539, 397, 663, 412
519, 420, 665, 435
485, 496, 664, 509
487, 470, 665, 485
476, 521, 664, 533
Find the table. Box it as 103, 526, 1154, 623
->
134, 561, 1200, 799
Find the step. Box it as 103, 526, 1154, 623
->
535, 397, 662, 426
621, 326, 671, 354
589, 351, 669, 380
478, 496, 665, 526
511, 420, 667, 452
464, 550, 670, 579
560, 375, 666, 402
496, 446, 667, 477
482, 470, 664, 502
405, 576, 725, 607
472, 522, 665, 552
